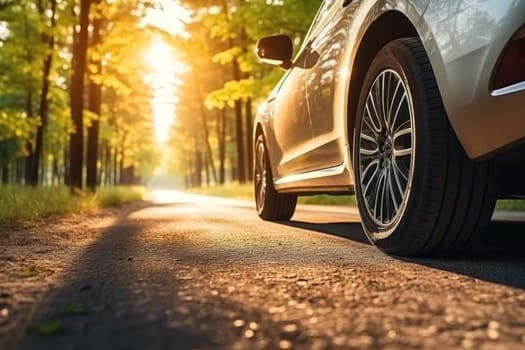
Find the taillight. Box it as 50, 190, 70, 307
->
493, 37, 525, 90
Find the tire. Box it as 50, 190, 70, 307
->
254, 134, 297, 221
353, 38, 496, 256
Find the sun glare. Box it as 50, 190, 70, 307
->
142, 0, 190, 144
144, 39, 178, 143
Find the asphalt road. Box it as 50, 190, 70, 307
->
7, 191, 525, 349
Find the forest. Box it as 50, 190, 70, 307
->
0, 0, 320, 191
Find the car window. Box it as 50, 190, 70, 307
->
301, 0, 340, 48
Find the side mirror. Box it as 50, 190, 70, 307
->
255, 35, 293, 70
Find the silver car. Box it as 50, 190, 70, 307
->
253, 0, 525, 255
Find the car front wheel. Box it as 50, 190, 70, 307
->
353, 38, 496, 256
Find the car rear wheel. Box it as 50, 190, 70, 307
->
254, 134, 297, 221
353, 38, 496, 256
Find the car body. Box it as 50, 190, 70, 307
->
253, 0, 525, 255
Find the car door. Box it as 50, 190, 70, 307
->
271, 0, 344, 177
304, 0, 358, 170
266, 1, 337, 177
268, 58, 314, 177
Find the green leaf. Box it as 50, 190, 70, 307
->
62, 302, 87, 315
35, 321, 64, 336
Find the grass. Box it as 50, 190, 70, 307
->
97, 186, 146, 207
187, 182, 254, 199
0, 185, 145, 225
187, 183, 525, 210
496, 199, 525, 211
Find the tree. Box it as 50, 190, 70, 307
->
86, 0, 103, 191
170, 0, 319, 187
26, 0, 58, 186
0, 0, 160, 187
68, 0, 91, 190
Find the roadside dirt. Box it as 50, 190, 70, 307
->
0, 203, 147, 348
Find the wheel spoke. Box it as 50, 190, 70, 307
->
391, 159, 407, 194
365, 99, 382, 134
393, 147, 412, 158
373, 170, 387, 222
360, 132, 379, 157
361, 159, 380, 197
387, 166, 400, 213
392, 157, 409, 182
381, 73, 388, 128
358, 69, 415, 227
388, 80, 403, 131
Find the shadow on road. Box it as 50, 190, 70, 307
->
411, 220, 525, 290
286, 221, 370, 245
286, 218, 525, 290
13, 203, 301, 350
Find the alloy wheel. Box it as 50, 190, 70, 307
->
358, 69, 415, 230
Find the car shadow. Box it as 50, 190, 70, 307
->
285, 221, 371, 245
285, 218, 525, 290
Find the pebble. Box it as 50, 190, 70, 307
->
269, 306, 285, 314
233, 319, 245, 328
296, 279, 308, 286
279, 339, 293, 349
282, 324, 298, 334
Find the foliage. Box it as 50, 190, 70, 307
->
0, 111, 38, 162
0, 0, 160, 187
0, 0, 321, 191
168, 0, 320, 185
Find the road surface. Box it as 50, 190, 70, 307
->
2, 190, 525, 349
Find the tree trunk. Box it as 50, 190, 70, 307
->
204, 154, 210, 187
2, 163, 8, 185
217, 109, 226, 185
86, 70, 102, 191
86, 4, 102, 192
193, 71, 218, 185
98, 141, 106, 186
16, 158, 24, 184
232, 56, 246, 183
24, 88, 35, 185
68, 0, 91, 190
29, 0, 57, 187
221, 0, 246, 184
20, 9, 36, 186
195, 150, 202, 188
52, 157, 60, 185
112, 147, 118, 185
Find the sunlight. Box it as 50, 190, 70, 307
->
143, 39, 177, 143
142, 0, 190, 144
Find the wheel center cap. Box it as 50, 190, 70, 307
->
379, 136, 393, 157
